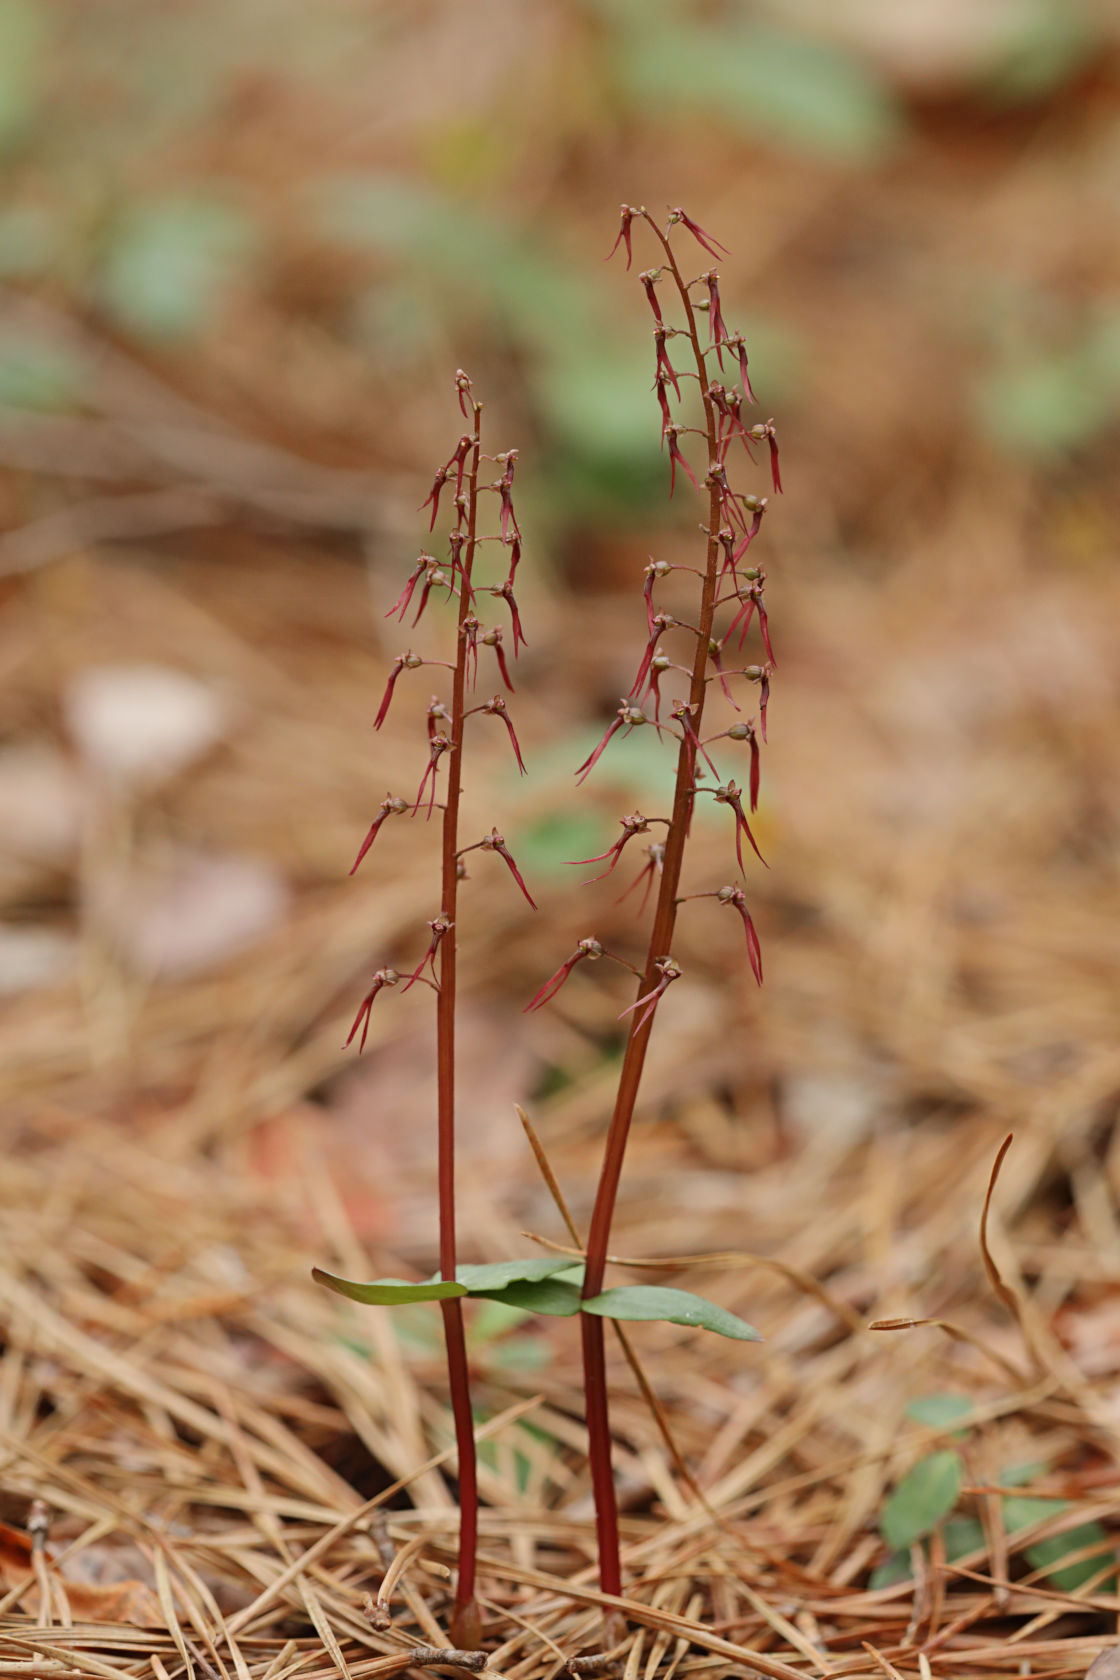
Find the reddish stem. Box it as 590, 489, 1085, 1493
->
579, 214, 727, 1599
436, 400, 483, 1627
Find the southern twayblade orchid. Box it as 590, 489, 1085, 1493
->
524, 936, 604, 1012
639, 267, 664, 325
705, 719, 761, 810
487, 579, 528, 654
704, 270, 729, 366
617, 840, 665, 914
415, 733, 452, 819
665, 425, 698, 495
668, 206, 729, 259
479, 696, 526, 775
726, 332, 756, 405
653, 326, 681, 400
480, 627, 514, 691
459, 827, 536, 909
749, 419, 782, 492
568, 811, 669, 885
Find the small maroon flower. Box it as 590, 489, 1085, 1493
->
704, 271, 729, 366
749, 420, 782, 493
402, 912, 453, 992
671, 700, 721, 782
606, 205, 637, 270
525, 935, 604, 1012
665, 426, 698, 496
643, 558, 673, 633
427, 696, 453, 740
375, 652, 416, 731
707, 720, 761, 811
415, 733, 453, 819
726, 333, 756, 405
505, 535, 522, 585
733, 494, 768, 565
481, 626, 514, 691
576, 700, 649, 786
569, 811, 666, 885
475, 827, 536, 909
385, 555, 432, 623
350, 794, 411, 875
420, 466, 452, 531
489, 579, 528, 655
645, 652, 687, 728
628, 612, 676, 698
653, 327, 682, 400
639, 268, 664, 325
699, 885, 762, 985
480, 695, 526, 775
617, 842, 664, 913
459, 614, 481, 687
706, 636, 741, 710
412, 562, 453, 628
714, 779, 767, 872
346, 967, 401, 1053
667, 207, 729, 260
619, 955, 682, 1033
654, 372, 674, 439
743, 663, 772, 740
455, 368, 473, 419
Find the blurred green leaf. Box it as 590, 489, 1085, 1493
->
869, 1550, 912, 1589
0, 336, 86, 410
0, 205, 61, 278
880, 1451, 963, 1551
582, 1285, 762, 1341
944, 1516, 987, 1561
616, 21, 902, 162
977, 310, 1120, 456
0, 0, 47, 149
1003, 1496, 1115, 1592
905, 1393, 975, 1431
518, 810, 606, 876
96, 198, 257, 341
999, 1461, 1049, 1488
984, 2, 1097, 103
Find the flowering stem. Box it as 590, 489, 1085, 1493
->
580, 213, 725, 1599
437, 396, 483, 1637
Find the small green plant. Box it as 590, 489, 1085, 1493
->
526, 204, 779, 1599
314, 203, 778, 1631
313, 373, 536, 1647
873, 1394, 1116, 1593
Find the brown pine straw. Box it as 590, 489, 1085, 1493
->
1, 530, 1119, 1679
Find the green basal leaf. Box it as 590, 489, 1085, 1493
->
880, 1451, 963, 1551
944, 1516, 987, 1562
869, 1550, 912, 1589
905, 1393, 975, 1431
581, 1285, 762, 1341
471, 1278, 583, 1317
311, 1268, 466, 1305
456, 1257, 584, 1293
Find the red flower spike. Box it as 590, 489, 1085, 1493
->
402, 913, 453, 993
415, 734, 452, 819
482, 696, 527, 775
350, 794, 411, 875
575, 700, 648, 786
665, 426, 698, 496
619, 955, 682, 1034
455, 369, 473, 419
346, 968, 401, 1053
714, 780, 767, 872
606, 205, 636, 270
705, 271, 729, 366
480, 627, 514, 691
480, 828, 537, 909
653, 327, 681, 400
639, 269, 665, 326
668, 207, 729, 259
525, 936, 604, 1012
716, 885, 763, 986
